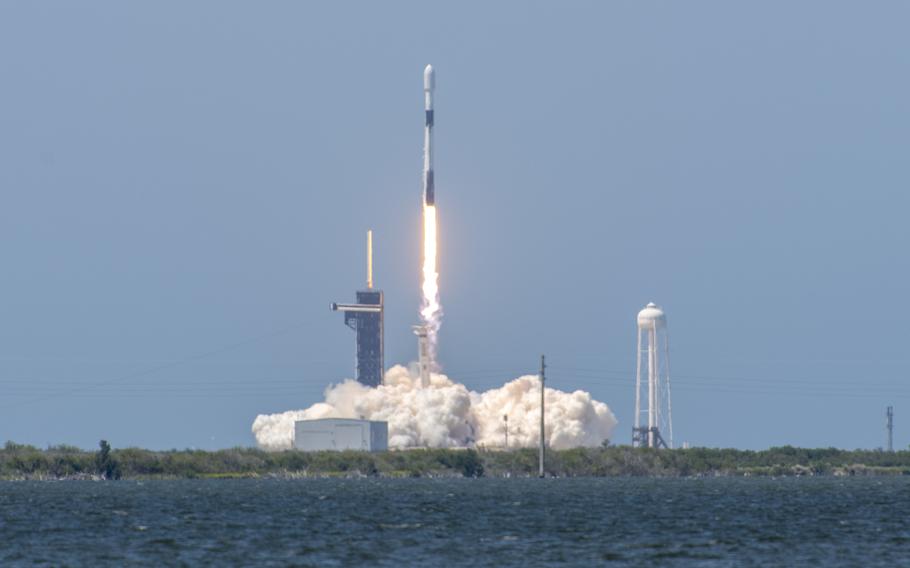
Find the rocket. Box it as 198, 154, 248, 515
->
423, 64, 435, 206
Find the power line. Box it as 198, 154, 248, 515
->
0, 320, 314, 410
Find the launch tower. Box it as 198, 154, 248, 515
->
331, 231, 384, 387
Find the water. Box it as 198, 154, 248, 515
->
1, 477, 908, 566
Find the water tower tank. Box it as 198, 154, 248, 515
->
637, 302, 666, 329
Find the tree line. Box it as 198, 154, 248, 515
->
1, 441, 908, 479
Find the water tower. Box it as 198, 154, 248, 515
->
633, 302, 673, 449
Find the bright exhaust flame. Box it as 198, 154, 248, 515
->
420, 204, 442, 362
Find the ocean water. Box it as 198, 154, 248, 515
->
1, 477, 908, 566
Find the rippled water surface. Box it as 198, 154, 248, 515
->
1, 477, 909, 566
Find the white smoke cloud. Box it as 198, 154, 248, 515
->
252, 364, 617, 451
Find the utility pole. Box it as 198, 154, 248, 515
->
503, 415, 508, 449
539, 354, 546, 478
887, 406, 894, 452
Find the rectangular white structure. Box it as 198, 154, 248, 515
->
294, 418, 388, 452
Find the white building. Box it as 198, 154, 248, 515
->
294, 418, 388, 452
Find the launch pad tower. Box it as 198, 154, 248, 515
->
331, 231, 384, 387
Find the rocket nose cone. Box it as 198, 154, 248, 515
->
424, 64, 435, 90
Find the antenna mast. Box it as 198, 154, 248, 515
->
887, 406, 894, 452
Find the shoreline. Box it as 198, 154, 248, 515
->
2, 444, 908, 480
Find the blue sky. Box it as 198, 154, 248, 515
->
0, 1, 907, 450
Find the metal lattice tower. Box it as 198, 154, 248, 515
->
632, 302, 673, 449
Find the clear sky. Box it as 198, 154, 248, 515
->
1, 1, 907, 450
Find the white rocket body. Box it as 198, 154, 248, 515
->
423, 64, 435, 206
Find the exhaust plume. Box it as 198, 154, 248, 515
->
420, 205, 442, 363
252, 365, 617, 450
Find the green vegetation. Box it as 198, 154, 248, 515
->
481, 446, 910, 477
95, 440, 121, 480
0, 442, 486, 480
1, 441, 908, 479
